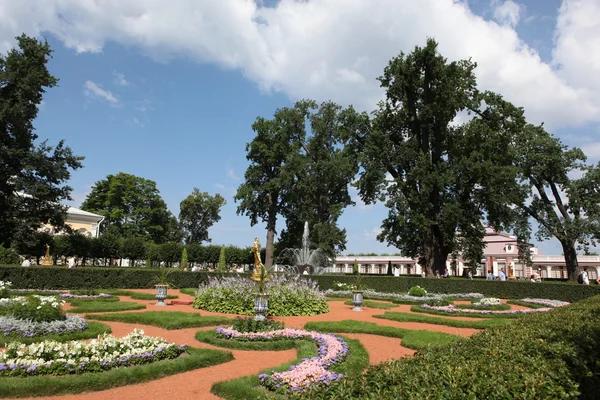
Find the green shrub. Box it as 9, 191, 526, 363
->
302, 295, 600, 399
6, 296, 66, 322
231, 317, 284, 333
408, 285, 427, 297
0, 247, 20, 265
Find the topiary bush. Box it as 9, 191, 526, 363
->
301, 295, 600, 400
408, 285, 427, 297
193, 275, 329, 316
231, 316, 284, 333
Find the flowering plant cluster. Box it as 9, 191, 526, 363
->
473, 297, 503, 306
216, 327, 347, 393
59, 293, 111, 299
520, 298, 570, 308
0, 281, 12, 299
324, 289, 484, 302
2, 296, 66, 323
421, 303, 553, 315
10, 289, 68, 294
0, 315, 87, 337
194, 275, 329, 316
0, 329, 186, 376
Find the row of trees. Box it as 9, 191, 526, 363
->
236, 39, 600, 281
15, 231, 257, 267
80, 173, 226, 245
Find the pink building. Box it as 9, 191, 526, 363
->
332, 227, 600, 279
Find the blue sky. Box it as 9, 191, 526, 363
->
2, 0, 599, 256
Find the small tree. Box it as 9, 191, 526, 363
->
181, 247, 188, 270
353, 260, 359, 275
217, 247, 226, 273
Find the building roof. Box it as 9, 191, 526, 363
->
67, 206, 103, 220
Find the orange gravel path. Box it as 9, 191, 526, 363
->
18, 289, 529, 400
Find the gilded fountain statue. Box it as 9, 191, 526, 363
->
250, 237, 268, 283
40, 244, 53, 266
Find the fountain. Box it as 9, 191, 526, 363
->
40, 244, 52, 266
281, 222, 327, 275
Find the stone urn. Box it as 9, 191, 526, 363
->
352, 290, 364, 311
254, 293, 270, 321
155, 284, 169, 306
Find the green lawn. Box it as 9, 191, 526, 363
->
303, 320, 461, 350
374, 311, 512, 329
410, 305, 523, 319
69, 301, 146, 313
195, 330, 297, 351
97, 289, 178, 300
87, 311, 234, 330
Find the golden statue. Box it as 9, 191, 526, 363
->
250, 237, 267, 283
40, 244, 52, 266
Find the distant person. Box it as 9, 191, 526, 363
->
68, 255, 78, 268
394, 266, 400, 277
303, 268, 309, 275
21, 256, 32, 267
487, 271, 494, 280
420, 271, 426, 278
236, 264, 244, 273
578, 267, 590, 285
467, 270, 473, 280
498, 269, 506, 281
443, 268, 449, 278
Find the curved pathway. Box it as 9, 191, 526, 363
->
21, 289, 519, 400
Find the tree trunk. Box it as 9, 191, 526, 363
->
424, 226, 448, 276
264, 192, 277, 268
561, 240, 579, 281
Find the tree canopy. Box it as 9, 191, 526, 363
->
0, 35, 83, 246
354, 38, 527, 275
236, 100, 364, 265
512, 124, 600, 280
179, 188, 226, 244
81, 172, 177, 243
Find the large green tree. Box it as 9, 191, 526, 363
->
235, 107, 303, 267
0, 35, 83, 246
179, 188, 226, 244
513, 124, 600, 281
355, 39, 527, 276
277, 100, 366, 257
81, 172, 176, 243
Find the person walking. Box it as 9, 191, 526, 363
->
68, 255, 78, 268
21, 256, 32, 267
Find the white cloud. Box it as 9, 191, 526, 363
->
363, 227, 382, 241
1, 0, 599, 129
83, 80, 119, 105
227, 168, 240, 181
492, 0, 524, 28
113, 70, 129, 86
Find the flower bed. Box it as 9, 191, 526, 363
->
216, 327, 347, 393
325, 289, 484, 302
0, 295, 66, 323
193, 276, 329, 316
473, 297, 503, 306
0, 329, 186, 376
59, 293, 111, 299
11, 288, 69, 294
519, 298, 570, 307
0, 314, 87, 337
421, 304, 553, 315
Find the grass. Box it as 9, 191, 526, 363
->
211, 336, 368, 400
179, 288, 197, 296
374, 311, 513, 329
196, 330, 297, 350
343, 299, 395, 309
303, 320, 461, 350
410, 305, 523, 319
69, 301, 146, 313
64, 296, 120, 303
0, 322, 112, 345
98, 289, 178, 300
0, 347, 233, 398
86, 311, 234, 330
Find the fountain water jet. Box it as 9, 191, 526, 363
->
281, 222, 328, 275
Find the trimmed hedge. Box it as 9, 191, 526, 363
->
1, 265, 599, 302
303, 295, 600, 400
313, 274, 600, 302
